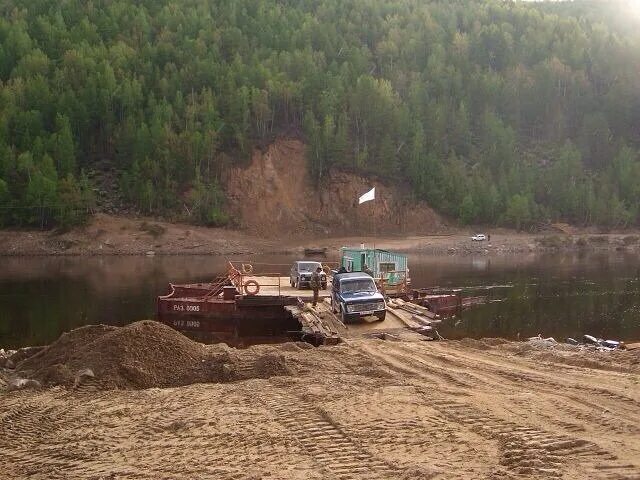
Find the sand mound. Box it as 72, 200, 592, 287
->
453, 337, 639, 374
498, 340, 640, 374
526, 348, 640, 374
457, 338, 509, 350
15, 321, 292, 389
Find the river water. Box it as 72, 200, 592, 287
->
1, 252, 639, 348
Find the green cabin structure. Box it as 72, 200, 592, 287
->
340, 247, 408, 285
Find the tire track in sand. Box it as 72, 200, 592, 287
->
356, 340, 640, 479
422, 347, 640, 439
262, 390, 401, 479
329, 390, 501, 478
442, 343, 640, 410
391, 341, 640, 427
0, 399, 81, 476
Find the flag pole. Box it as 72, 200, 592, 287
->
372, 192, 376, 251
357, 186, 376, 252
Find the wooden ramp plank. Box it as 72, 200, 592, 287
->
392, 298, 439, 320
288, 293, 442, 344
287, 300, 342, 345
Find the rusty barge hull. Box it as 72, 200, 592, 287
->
156, 266, 339, 345
158, 286, 301, 337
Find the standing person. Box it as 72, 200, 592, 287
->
488, 233, 491, 242
310, 266, 322, 307
363, 264, 374, 277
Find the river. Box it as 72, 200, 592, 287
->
1, 252, 639, 348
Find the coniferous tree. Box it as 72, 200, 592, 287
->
0, 0, 638, 229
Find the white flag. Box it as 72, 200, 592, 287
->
358, 187, 375, 204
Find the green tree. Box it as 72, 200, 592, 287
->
189, 171, 228, 226
50, 114, 75, 176
0, 0, 638, 229
0, 177, 9, 226
459, 194, 477, 225
503, 194, 531, 231
56, 174, 86, 228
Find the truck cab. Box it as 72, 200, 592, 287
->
331, 272, 386, 323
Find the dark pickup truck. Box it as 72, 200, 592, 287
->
330, 272, 386, 323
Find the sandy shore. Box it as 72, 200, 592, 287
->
1, 213, 639, 256
1, 333, 638, 479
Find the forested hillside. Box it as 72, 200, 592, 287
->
1, 0, 639, 229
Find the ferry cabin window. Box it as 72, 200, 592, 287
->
379, 262, 396, 274
345, 258, 353, 272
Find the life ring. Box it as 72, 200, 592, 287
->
244, 280, 260, 296
241, 263, 253, 274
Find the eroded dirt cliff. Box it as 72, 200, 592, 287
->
225, 139, 445, 238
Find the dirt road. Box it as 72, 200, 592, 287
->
2, 212, 640, 256
1, 337, 638, 479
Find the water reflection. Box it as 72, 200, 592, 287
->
0, 252, 639, 348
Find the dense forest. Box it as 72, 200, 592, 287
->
0, 0, 639, 229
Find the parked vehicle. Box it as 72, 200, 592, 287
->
331, 272, 386, 323
290, 261, 327, 289
471, 233, 486, 241
304, 247, 327, 256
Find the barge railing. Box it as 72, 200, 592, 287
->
227, 261, 284, 297
228, 260, 339, 275
377, 270, 409, 296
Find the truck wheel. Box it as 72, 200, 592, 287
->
340, 305, 348, 324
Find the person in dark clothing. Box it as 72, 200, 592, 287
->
310, 266, 322, 307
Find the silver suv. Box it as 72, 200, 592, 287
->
290, 261, 327, 289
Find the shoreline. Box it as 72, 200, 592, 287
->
1, 213, 639, 257
0, 233, 638, 257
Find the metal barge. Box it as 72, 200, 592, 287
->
157, 262, 339, 345
157, 260, 492, 345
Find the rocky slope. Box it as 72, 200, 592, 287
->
225, 139, 445, 237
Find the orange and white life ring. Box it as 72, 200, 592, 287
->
241, 263, 254, 274
243, 280, 260, 296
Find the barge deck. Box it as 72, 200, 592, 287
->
156, 261, 475, 345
